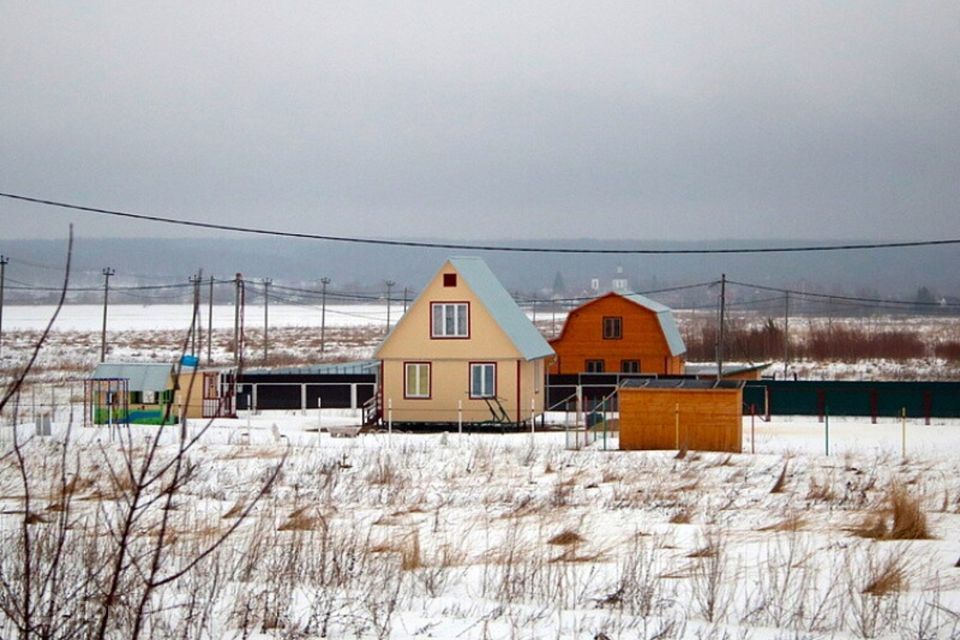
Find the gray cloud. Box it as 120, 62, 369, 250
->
1, 2, 958, 241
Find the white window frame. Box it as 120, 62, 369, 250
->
404, 362, 431, 399
470, 362, 496, 399
431, 302, 469, 338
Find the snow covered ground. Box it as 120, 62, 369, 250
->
0, 410, 958, 639
2, 304, 960, 638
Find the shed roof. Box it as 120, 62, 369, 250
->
449, 257, 554, 361
621, 378, 744, 390
92, 363, 174, 392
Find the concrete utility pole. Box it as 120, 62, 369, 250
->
385, 280, 396, 333
207, 275, 214, 365
100, 267, 115, 362
783, 291, 790, 379
320, 277, 330, 354
0, 255, 7, 361
716, 273, 726, 382
233, 273, 244, 369
262, 278, 271, 365
189, 274, 202, 355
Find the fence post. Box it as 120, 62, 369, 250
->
750, 403, 755, 454
387, 398, 393, 444
674, 402, 680, 450
901, 406, 906, 460
458, 400, 463, 440
530, 397, 535, 444
824, 405, 830, 456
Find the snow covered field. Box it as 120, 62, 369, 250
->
2, 304, 960, 638
0, 412, 958, 639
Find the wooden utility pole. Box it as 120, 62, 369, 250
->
320, 277, 330, 354
100, 267, 115, 362
262, 277, 271, 365
0, 255, 7, 361
716, 273, 726, 381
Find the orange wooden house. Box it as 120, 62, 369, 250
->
548, 292, 686, 375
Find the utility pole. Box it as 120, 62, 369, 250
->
207, 275, 214, 365
233, 273, 244, 369
403, 287, 409, 314
320, 277, 330, 354
385, 280, 395, 333
783, 291, 790, 379
716, 274, 726, 381
262, 277, 271, 365
100, 267, 115, 362
189, 274, 202, 355
0, 255, 7, 361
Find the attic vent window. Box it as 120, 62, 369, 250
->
443, 273, 457, 287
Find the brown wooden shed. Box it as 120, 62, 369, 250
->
619, 379, 744, 452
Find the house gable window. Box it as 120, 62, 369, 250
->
585, 359, 605, 373
431, 302, 469, 338
603, 316, 622, 340
469, 362, 496, 398
405, 362, 431, 399
621, 359, 641, 373
443, 273, 457, 287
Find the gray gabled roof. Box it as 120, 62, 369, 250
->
622, 293, 686, 357
449, 257, 554, 361
92, 363, 174, 392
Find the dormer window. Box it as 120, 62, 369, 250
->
603, 316, 622, 340
431, 302, 469, 338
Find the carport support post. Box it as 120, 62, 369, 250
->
301, 384, 307, 415
750, 403, 756, 454
575, 385, 583, 447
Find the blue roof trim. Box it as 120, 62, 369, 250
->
449, 257, 554, 361
623, 293, 686, 357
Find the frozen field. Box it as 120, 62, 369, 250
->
0, 410, 959, 639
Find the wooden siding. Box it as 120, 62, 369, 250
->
619, 387, 743, 452
549, 294, 684, 375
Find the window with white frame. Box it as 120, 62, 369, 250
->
405, 362, 431, 398
470, 363, 496, 398
431, 302, 469, 338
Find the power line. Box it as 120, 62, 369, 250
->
4, 191, 960, 255
727, 279, 960, 308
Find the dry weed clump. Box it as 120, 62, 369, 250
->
547, 529, 585, 546
852, 483, 931, 540
770, 460, 790, 494
862, 554, 909, 596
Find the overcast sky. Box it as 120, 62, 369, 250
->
1, 2, 958, 242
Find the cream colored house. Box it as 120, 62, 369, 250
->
374, 257, 554, 426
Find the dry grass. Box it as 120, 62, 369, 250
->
770, 461, 789, 494
547, 529, 585, 546
278, 506, 324, 531
862, 554, 909, 596
757, 513, 806, 532
888, 484, 931, 540
669, 507, 693, 524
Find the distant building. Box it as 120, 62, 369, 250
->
548, 292, 686, 375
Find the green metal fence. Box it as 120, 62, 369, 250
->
743, 381, 960, 420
